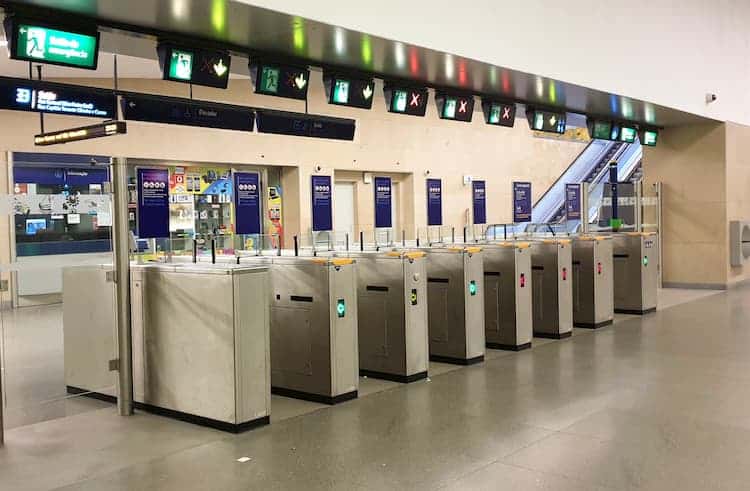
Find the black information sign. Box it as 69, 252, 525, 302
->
34, 120, 126, 146
120, 94, 255, 131
256, 109, 355, 141
157, 43, 231, 89
482, 99, 516, 127
437, 93, 474, 122
527, 108, 567, 134
0, 77, 116, 118
251, 61, 310, 100
325, 74, 375, 110
385, 85, 429, 116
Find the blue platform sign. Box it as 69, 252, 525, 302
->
565, 183, 581, 220
374, 176, 392, 228
426, 178, 443, 226
311, 175, 333, 231
234, 172, 261, 234
472, 180, 487, 225
137, 168, 170, 238
513, 181, 532, 223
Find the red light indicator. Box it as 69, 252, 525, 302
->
519, 273, 526, 288
597, 262, 602, 275
502, 106, 512, 120
410, 92, 421, 107
458, 99, 468, 113
562, 267, 567, 281
409, 47, 419, 75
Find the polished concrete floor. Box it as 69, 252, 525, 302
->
0, 286, 741, 490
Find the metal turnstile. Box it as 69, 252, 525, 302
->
130, 263, 272, 432
482, 242, 533, 351
612, 232, 658, 314
338, 250, 429, 383
530, 239, 573, 339
571, 236, 614, 328
242, 256, 359, 404
424, 246, 485, 365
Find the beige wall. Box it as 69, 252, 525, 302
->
725, 122, 750, 285
1, 73, 583, 242
644, 123, 728, 288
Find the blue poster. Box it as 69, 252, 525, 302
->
374, 176, 392, 228
137, 168, 170, 238
565, 183, 581, 220
426, 178, 443, 226
311, 175, 333, 231
472, 180, 487, 225
512, 181, 532, 223
234, 172, 261, 234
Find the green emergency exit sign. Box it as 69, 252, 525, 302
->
7, 20, 100, 69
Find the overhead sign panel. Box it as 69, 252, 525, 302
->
0, 77, 116, 118
641, 129, 658, 146
251, 61, 309, 100
482, 100, 516, 127
385, 85, 429, 116
34, 120, 126, 146
325, 74, 375, 109
438, 94, 474, 122
157, 44, 231, 89
4, 17, 100, 69
586, 118, 622, 141
620, 125, 638, 143
120, 94, 255, 132
527, 108, 566, 134
256, 109, 355, 141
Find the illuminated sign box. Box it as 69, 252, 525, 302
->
4, 17, 100, 70
437, 93, 474, 122
384, 85, 429, 116
250, 61, 309, 100
482, 100, 516, 127
34, 120, 126, 146
587, 118, 622, 141
527, 108, 566, 134
157, 43, 231, 89
641, 129, 659, 146
121, 94, 255, 131
324, 73, 375, 109
0, 77, 116, 118
256, 109, 355, 141
620, 125, 638, 143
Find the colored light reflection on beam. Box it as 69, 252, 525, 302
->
609, 94, 619, 114
489, 67, 497, 86
361, 34, 372, 67
293, 17, 306, 54
549, 80, 557, 103
409, 47, 419, 75
621, 97, 633, 119
334, 27, 346, 55
211, 0, 226, 35
394, 42, 406, 69
172, 0, 190, 20
501, 70, 511, 92
644, 104, 656, 124
535, 77, 544, 98
458, 60, 467, 85
444, 54, 454, 79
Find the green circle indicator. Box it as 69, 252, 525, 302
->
336, 299, 346, 318
469, 280, 477, 296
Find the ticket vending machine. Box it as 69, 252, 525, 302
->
612, 232, 658, 314
424, 246, 485, 365
482, 242, 533, 351
571, 236, 614, 329
530, 239, 573, 339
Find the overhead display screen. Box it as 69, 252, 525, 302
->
34, 120, 126, 146
0, 77, 116, 118
4, 17, 99, 70
386, 86, 429, 116
251, 61, 309, 100
326, 74, 375, 109
591, 120, 613, 140
438, 94, 474, 122
483, 100, 516, 127
642, 129, 658, 146
157, 44, 231, 89
529, 109, 566, 134
121, 94, 255, 132
620, 126, 638, 143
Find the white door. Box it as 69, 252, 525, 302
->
334, 182, 355, 239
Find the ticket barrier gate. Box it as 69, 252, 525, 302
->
423, 246, 485, 365
335, 250, 429, 383
240, 255, 359, 405
530, 239, 573, 339
571, 236, 614, 329
612, 232, 658, 314
481, 242, 533, 351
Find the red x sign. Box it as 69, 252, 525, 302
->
502, 107, 512, 119
458, 100, 468, 113
410, 92, 421, 107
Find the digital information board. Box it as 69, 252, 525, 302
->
0, 77, 116, 118
4, 18, 99, 69
327, 75, 375, 109
483, 100, 516, 127
252, 62, 309, 100
529, 109, 566, 134
121, 94, 255, 132
387, 86, 429, 116
642, 129, 658, 146
34, 120, 126, 146
620, 126, 638, 143
438, 94, 474, 122
157, 44, 231, 89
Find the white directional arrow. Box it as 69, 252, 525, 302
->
213, 59, 228, 77
362, 84, 373, 100
294, 73, 307, 90
549, 115, 557, 127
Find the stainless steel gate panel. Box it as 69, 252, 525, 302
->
481, 243, 533, 351
612, 233, 658, 314
530, 240, 573, 339
572, 237, 614, 328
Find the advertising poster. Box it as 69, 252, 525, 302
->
374, 176, 392, 228
472, 180, 487, 225
234, 172, 261, 235
565, 183, 582, 220
266, 186, 283, 247
137, 168, 170, 238
426, 178, 443, 226
512, 181, 532, 223
169, 166, 233, 200
311, 175, 333, 231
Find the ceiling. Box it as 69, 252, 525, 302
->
0, 0, 714, 127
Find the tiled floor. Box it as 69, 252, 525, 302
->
1, 286, 742, 490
